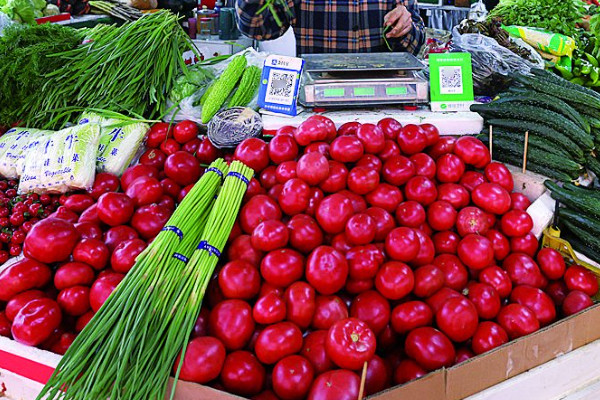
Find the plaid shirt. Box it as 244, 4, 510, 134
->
236, 0, 425, 56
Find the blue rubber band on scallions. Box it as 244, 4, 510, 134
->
206, 166, 224, 179
197, 240, 222, 257
161, 226, 183, 240
227, 171, 250, 185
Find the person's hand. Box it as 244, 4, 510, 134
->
384, 5, 413, 38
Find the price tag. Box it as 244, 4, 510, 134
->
258, 55, 304, 116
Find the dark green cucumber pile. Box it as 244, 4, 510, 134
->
471, 68, 600, 181
545, 180, 600, 261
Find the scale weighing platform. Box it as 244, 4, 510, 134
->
299, 52, 429, 108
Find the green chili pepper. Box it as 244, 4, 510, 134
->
585, 53, 599, 67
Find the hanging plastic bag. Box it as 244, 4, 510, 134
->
468, 0, 487, 22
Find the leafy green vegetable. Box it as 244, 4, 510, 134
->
489, 0, 585, 39
168, 64, 215, 103
1, 0, 37, 24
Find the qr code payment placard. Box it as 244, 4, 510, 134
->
265, 70, 297, 105
439, 66, 463, 95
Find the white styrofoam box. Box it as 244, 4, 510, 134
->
527, 191, 555, 240
505, 164, 551, 202
261, 108, 484, 135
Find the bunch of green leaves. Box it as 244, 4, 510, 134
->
169, 64, 215, 103
488, 0, 585, 38
0, 23, 83, 126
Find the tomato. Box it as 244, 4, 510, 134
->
285, 282, 316, 329
316, 194, 353, 234
344, 213, 376, 245
425, 287, 462, 314
250, 221, 288, 253
338, 121, 361, 136
260, 248, 304, 288
217, 260, 260, 300
410, 153, 436, 179
182, 138, 201, 154
391, 301, 433, 334
240, 195, 282, 234
510, 233, 538, 257
500, 210, 533, 237
436, 154, 465, 183
484, 162, 514, 192
378, 140, 401, 162
234, 138, 269, 173
171, 120, 198, 144
510, 285, 556, 326
382, 155, 415, 186
394, 359, 426, 384
260, 166, 278, 190
385, 227, 420, 262
345, 278, 374, 294
277, 125, 297, 136
54, 262, 95, 290
306, 188, 325, 217
191, 308, 210, 338
459, 171, 487, 192
466, 282, 501, 320
396, 201, 426, 228
310, 295, 348, 330
456, 207, 490, 237
160, 178, 181, 200
433, 231, 460, 255
275, 161, 297, 185
307, 369, 360, 400
405, 327, 455, 371
564, 264, 599, 296
272, 355, 315, 400
427, 201, 457, 232
296, 152, 329, 186
178, 184, 194, 202
78, 204, 101, 225
365, 207, 396, 241
164, 151, 201, 186
96, 193, 135, 227
455, 347, 474, 364
365, 183, 403, 212
412, 229, 435, 266
49, 332, 76, 355
428, 136, 455, 160
471, 183, 512, 217
347, 166, 379, 195
88, 172, 120, 201
294, 116, 333, 146
287, 214, 323, 253
306, 246, 348, 295
89, 273, 124, 312
174, 336, 225, 384
325, 318, 376, 370
453, 136, 490, 168
209, 300, 255, 351
330, 136, 364, 163
347, 245, 383, 280
404, 176, 437, 206
364, 354, 391, 395
471, 321, 508, 355
435, 296, 478, 342
510, 192, 531, 211
253, 292, 285, 325
546, 280, 569, 307
356, 154, 383, 174
140, 148, 167, 170
562, 290, 594, 316
5, 290, 46, 321
536, 248, 566, 280
478, 266, 512, 298
503, 253, 547, 288
72, 238, 109, 271
437, 183, 470, 210
0, 258, 50, 302
23, 218, 79, 264
417, 124, 438, 146
146, 122, 171, 148
457, 234, 494, 271
431, 254, 466, 291
255, 321, 303, 365
11, 298, 62, 346
57, 286, 90, 316
48, 206, 79, 224
484, 229, 510, 262
104, 225, 139, 252
349, 290, 390, 335
411, 265, 443, 298
63, 194, 94, 214
131, 204, 171, 240
378, 118, 402, 140
398, 124, 427, 155
196, 137, 221, 164
221, 351, 266, 397
121, 165, 159, 191
497, 304, 540, 339
356, 123, 385, 154
318, 161, 347, 193
160, 138, 180, 155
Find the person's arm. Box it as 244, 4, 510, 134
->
383, 0, 426, 55
236, 0, 295, 41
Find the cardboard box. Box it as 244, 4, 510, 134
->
2, 304, 600, 400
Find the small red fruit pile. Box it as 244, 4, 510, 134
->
0, 120, 224, 354
174, 116, 598, 400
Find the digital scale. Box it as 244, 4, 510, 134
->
299, 52, 429, 108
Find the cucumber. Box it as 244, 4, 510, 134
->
515, 71, 600, 108
489, 128, 580, 162
562, 220, 600, 251
560, 231, 600, 263
586, 153, 600, 177
570, 102, 600, 121
485, 119, 585, 159
529, 68, 600, 102
545, 180, 600, 219
563, 182, 600, 200
484, 151, 578, 182
470, 103, 594, 150
478, 135, 582, 173
494, 91, 590, 133
559, 207, 600, 236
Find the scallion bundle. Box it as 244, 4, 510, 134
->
38, 159, 230, 400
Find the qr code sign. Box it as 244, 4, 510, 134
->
439, 66, 463, 95
265, 70, 296, 105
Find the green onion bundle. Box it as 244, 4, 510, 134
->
38, 159, 230, 400
29, 10, 196, 129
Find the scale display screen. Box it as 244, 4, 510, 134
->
386, 87, 408, 95
323, 88, 345, 98
353, 87, 375, 96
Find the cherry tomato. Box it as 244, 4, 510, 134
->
209, 299, 255, 350
510, 285, 556, 326
405, 327, 455, 371
325, 318, 376, 370
457, 234, 494, 270
391, 301, 433, 334
307, 369, 359, 400
564, 264, 599, 296
471, 321, 508, 355
221, 351, 266, 397
273, 355, 315, 400
174, 336, 225, 384
329, 135, 364, 163
497, 304, 540, 339
562, 290, 594, 316
306, 246, 348, 295
536, 248, 566, 280
287, 214, 323, 254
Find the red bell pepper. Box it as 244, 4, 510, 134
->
11, 298, 62, 346
0, 258, 51, 302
